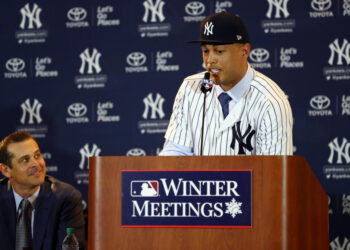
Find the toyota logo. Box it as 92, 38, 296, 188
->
310, 95, 331, 110
127, 52, 147, 67
249, 48, 269, 63
67, 7, 87, 21
67, 103, 87, 117
126, 148, 146, 156
6, 58, 25, 72
311, 0, 332, 11
185, 1, 205, 16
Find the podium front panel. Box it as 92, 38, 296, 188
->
88, 156, 328, 250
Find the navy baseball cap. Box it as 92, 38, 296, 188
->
188, 12, 250, 44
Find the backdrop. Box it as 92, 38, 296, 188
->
0, 0, 349, 248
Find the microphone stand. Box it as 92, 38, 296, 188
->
200, 72, 212, 156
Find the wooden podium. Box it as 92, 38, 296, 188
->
88, 156, 328, 250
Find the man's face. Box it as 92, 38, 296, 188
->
4, 139, 46, 193
201, 43, 250, 91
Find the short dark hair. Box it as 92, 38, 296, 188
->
0, 131, 35, 168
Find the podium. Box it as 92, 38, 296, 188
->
88, 156, 328, 250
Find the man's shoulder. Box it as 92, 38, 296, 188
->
178, 71, 206, 94
183, 71, 205, 82
0, 177, 10, 189
43, 175, 81, 198
251, 70, 277, 88
0, 177, 8, 184
249, 69, 289, 104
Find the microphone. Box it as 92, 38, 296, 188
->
201, 72, 213, 93
200, 72, 213, 155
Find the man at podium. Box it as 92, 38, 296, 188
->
160, 12, 293, 156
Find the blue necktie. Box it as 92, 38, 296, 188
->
218, 93, 232, 119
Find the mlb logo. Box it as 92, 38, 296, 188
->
131, 180, 159, 197
202, 78, 213, 90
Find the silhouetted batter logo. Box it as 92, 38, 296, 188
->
131, 181, 159, 197
231, 121, 256, 155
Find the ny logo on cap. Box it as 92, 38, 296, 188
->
204, 21, 214, 36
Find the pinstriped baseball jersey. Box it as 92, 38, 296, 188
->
164, 65, 293, 155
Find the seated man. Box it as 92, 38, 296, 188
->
0, 131, 85, 250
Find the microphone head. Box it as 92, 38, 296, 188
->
201, 72, 213, 93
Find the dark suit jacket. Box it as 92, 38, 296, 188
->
0, 176, 85, 250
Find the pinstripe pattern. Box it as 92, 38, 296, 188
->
164, 67, 293, 155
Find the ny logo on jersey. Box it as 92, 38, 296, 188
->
79, 143, 101, 170
328, 137, 350, 164
79, 48, 102, 74
143, 0, 165, 23
142, 93, 165, 119
204, 21, 214, 36
266, 0, 290, 19
328, 38, 350, 66
20, 98, 43, 124
231, 121, 256, 155
20, 3, 42, 29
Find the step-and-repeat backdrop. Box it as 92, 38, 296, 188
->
0, 0, 349, 247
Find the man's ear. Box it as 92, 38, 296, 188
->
0, 163, 11, 178
241, 43, 250, 58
